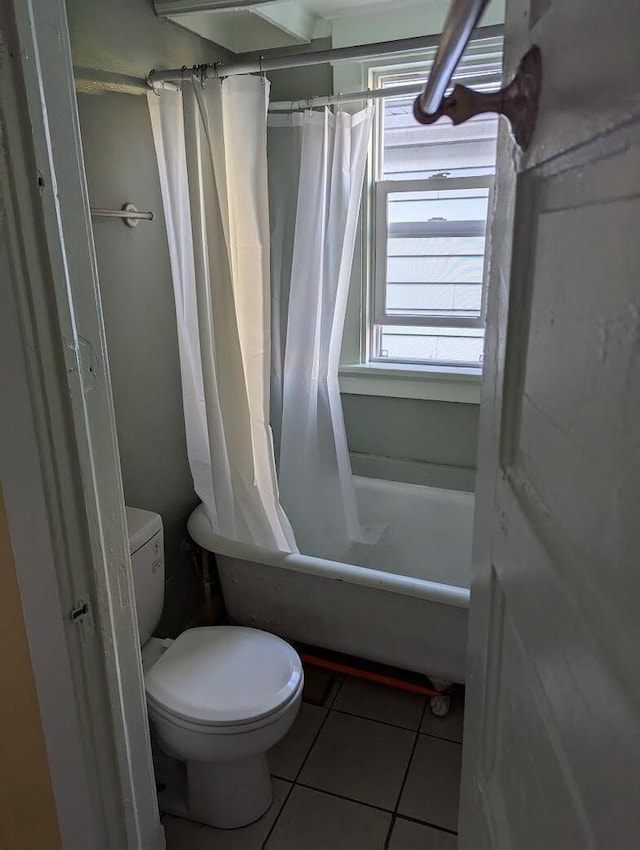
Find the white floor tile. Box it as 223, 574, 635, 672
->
264, 785, 391, 850
269, 703, 327, 780
420, 690, 465, 743
299, 711, 414, 810
398, 736, 462, 832
334, 677, 426, 731
388, 817, 457, 849
163, 778, 290, 850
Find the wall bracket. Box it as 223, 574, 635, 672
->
413, 46, 542, 150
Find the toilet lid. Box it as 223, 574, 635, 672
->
144, 626, 302, 726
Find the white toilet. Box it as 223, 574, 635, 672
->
126, 507, 303, 829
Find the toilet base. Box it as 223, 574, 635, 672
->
186, 754, 272, 829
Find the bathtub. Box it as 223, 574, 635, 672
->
187, 476, 474, 683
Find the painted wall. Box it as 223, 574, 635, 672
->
343, 395, 478, 491
264, 37, 333, 104
68, 0, 225, 87
269, 59, 481, 492
69, 0, 227, 634
0, 497, 62, 850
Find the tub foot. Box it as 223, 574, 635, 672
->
428, 677, 452, 717
429, 694, 451, 717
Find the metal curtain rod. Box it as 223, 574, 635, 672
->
268, 70, 501, 112
416, 0, 490, 116
412, 1, 541, 149
147, 24, 503, 87
269, 71, 500, 112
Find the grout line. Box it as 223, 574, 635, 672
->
384, 813, 397, 849
419, 729, 464, 746
293, 780, 396, 815
392, 694, 430, 815
331, 706, 424, 733
261, 781, 295, 850
293, 696, 334, 783
284, 780, 459, 836
263, 688, 338, 849
325, 675, 344, 709
395, 813, 458, 836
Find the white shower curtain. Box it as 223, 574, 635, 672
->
148, 77, 296, 552
268, 107, 373, 559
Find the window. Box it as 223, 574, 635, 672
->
368, 39, 502, 371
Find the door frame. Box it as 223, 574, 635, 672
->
1, 1, 162, 847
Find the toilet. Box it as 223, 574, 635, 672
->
126, 507, 303, 829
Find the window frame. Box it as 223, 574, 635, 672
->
373, 174, 494, 331
368, 68, 498, 371
336, 32, 503, 402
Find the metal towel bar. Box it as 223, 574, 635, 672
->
90, 203, 153, 227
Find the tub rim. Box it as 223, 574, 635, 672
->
187, 496, 471, 612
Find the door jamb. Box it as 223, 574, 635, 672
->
1, 1, 163, 846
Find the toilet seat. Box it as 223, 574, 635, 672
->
145, 626, 303, 729
147, 675, 303, 737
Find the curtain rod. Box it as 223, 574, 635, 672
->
268, 70, 501, 112
147, 23, 503, 88
417, 0, 489, 115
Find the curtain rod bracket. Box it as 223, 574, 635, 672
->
414, 45, 542, 150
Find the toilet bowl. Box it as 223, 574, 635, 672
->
125, 506, 302, 830
144, 626, 303, 829
145, 626, 303, 829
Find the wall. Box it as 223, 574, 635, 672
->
0, 495, 61, 850
264, 38, 333, 104
69, 0, 228, 634
343, 396, 478, 490
69, 0, 225, 87
269, 61, 480, 492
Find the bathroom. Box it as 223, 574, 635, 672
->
6, 0, 640, 850
69, 0, 494, 843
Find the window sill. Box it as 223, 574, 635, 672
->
338, 362, 482, 404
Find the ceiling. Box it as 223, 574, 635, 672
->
155, 0, 504, 55
296, 0, 426, 19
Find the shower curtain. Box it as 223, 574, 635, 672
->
148, 77, 296, 552
268, 107, 373, 559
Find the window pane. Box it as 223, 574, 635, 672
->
377, 326, 484, 366
386, 283, 482, 315
384, 137, 498, 180
383, 188, 489, 319
388, 189, 490, 223
387, 255, 484, 283
388, 236, 485, 256
382, 104, 498, 180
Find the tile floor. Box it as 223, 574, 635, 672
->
164, 675, 464, 849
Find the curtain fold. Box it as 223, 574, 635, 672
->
148, 77, 296, 552
268, 107, 373, 559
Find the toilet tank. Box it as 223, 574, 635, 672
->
125, 507, 165, 646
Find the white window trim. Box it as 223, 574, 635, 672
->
336, 35, 502, 404
373, 175, 493, 330
339, 362, 482, 403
